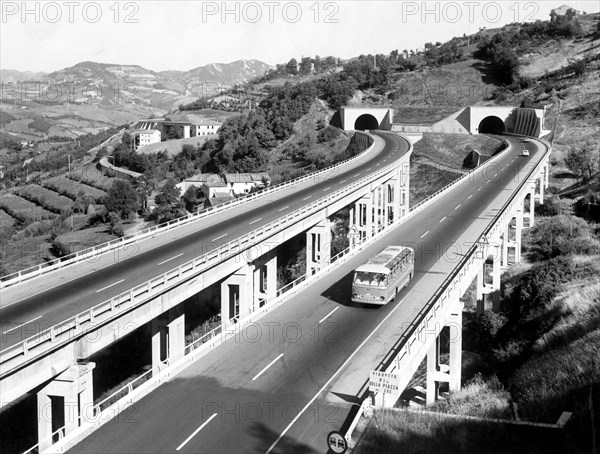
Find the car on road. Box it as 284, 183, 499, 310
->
522, 149, 530, 156
522, 137, 530, 143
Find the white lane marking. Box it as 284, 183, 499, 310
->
96, 279, 125, 293
158, 253, 183, 266
439, 217, 447, 223
455, 204, 461, 210
319, 307, 339, 324
278, 206, 290, 212
265, 285, 423, 454
366, 168, 372, 171
302, 196, 312, 201
420, 231, 429, 239
212, 233, 228, 241
252, 353, 284, 381
477, 187, 483, 191
339, 180, 347, 184
467, 195, 473, 200
353, 173, 360, 177
249, 218, 263, 225
375, 163, 380, 166
322, 187, 331, 192
176, 413, 218, 451
1, 315, 43, 335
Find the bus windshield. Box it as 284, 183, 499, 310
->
354, 271, 387, 287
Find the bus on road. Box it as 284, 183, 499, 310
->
351, 246, 414, 305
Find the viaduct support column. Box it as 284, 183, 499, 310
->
307, 218, 332, 275
513, 208, 523, 264
254, 249, 277, 307
221, 263, 254, 323
152, 305, 185, 374
448, 300, 464, 392
426, 336, 441, 406
502, 224, 509, 267
37, 363, 96, 452
536, 175, 545, 205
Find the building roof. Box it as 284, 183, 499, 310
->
133, 128, 161, 135
225, 172, 270, 184
185, 173, 223, 184
205, 195, 236, 208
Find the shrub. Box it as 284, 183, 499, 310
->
528, 215, 599, 260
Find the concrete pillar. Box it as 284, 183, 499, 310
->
152, 305, 185, 373
476, 263, 485, 316
37, 363, 95, 452
426, 336, 440, 406
221, 263, 254, 323
514, 209, 523, 264
394, 174, 402, 221
502, 224, 509, 267
537, 175, 544, 204
183, 125, 191, 138
254, 249, 277, 307
306, 218, 332, 275
529, 192, 535, 228
448, 301, 463, 392
544, 162, 549, 189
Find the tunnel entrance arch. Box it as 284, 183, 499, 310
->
478, 116, 506, 134
354, 114, 379, 131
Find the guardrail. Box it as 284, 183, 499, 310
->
0, 132, 400, 376
0, 132, 376, 289
20, 134, 532, 454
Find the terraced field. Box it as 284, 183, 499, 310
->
0, 209, 16, 228
43, 176, 107, 202
17, 185, 74, 214
69, 164, 119, 191
0, 194, 56, 223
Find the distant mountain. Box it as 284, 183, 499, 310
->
0, 60, 273, 109
175, 59, 274, 85
0, 69, 51, 82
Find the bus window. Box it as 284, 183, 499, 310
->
354, 272, 387, 287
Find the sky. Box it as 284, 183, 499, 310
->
1, 0, 599, 72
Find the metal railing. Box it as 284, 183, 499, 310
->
1, 132, 377, 289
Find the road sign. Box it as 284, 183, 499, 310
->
369, 370, 401, 394
327, 431, 347, 454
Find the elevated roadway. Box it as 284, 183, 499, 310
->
69, 136, 548, 453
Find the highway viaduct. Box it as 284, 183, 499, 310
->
0, 108, 550, 453
1, 130, 411, 451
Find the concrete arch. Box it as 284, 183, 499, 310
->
340, 107, 393, 131
354, 114, 379, 131
478, 116, 506, 134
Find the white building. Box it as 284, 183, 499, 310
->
134, 129, 161, 151
225, 172, 271, 195
194, 120, 222, 136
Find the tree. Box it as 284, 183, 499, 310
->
105, 179, 138, 219
286, 58, 298, 75
299, 57, 312, 75
182, 186, 205, 212
155, 179, 181, 206
565, 142, 599, 181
